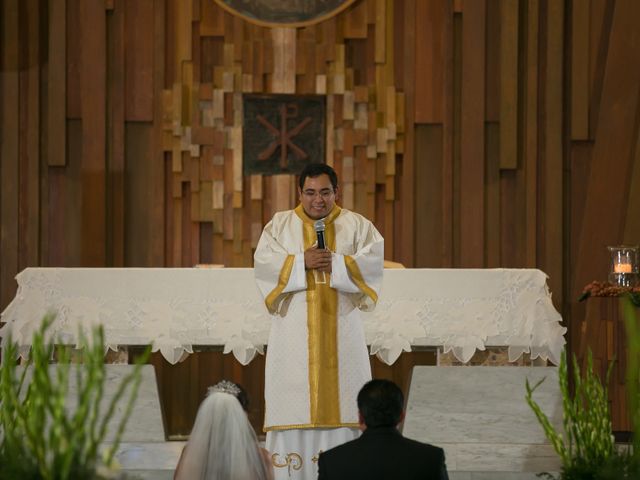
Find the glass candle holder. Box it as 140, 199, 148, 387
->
607, 245, 639, 286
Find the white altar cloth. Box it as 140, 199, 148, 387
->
0, 268, 566, 366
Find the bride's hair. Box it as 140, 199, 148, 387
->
176, 381, 270, 480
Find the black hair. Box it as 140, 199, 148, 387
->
298, 163, 338, 191
357, 379, 404, 428
235, 383, 250, 412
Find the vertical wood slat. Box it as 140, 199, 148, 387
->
485, 0, 500, 122
125, 0, 155, 121
48, 0, 66, 166
499, 0, 519, 169
173, 0, 192, 84
459, 0, 486, 267
109, 0, 126, 267
543, 0, 564, 308
344, 0, 368, 39
0, 0, 20, 307
571, 0, 590, 140
125, 124, 154, 265
414, 125, 443, 267
440, 2, 455, 267
383, 0, 395, 88
181, 183, 193, 266
66, 0, 82, 119
271, 28, 296, 93
47, 120, 83, 267
452, 12, 462, 267
524, 0, 539, 267
80, 0, 107, 266
500, 171, 518, 266
485, 123, 501, 267
374, 0, 386, 63
587, 0, 614, 140
21, 0, 41, 269
151, 0, 167, 267
200, 0, 224, 36
623, 124, 640, 244
414, 0, 445, 123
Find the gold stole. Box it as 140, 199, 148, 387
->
295, 204, 342, 426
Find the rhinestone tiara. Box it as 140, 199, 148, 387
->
208, 379, 241, 397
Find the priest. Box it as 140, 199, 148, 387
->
254, 163, 384, 480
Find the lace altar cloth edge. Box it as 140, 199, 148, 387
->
0, 268, 566, 366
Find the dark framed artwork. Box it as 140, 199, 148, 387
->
243, 94, 326, 176
213, 0, 355, 27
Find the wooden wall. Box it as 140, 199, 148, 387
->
1, 0, 640, 435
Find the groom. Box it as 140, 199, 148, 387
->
318, 379, 449, 480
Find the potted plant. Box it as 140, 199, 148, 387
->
0, 314, 150, 479
526, 297, 640, 479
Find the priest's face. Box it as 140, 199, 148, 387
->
299, 173, 338, 220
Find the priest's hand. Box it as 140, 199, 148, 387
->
304, 247, 332, 273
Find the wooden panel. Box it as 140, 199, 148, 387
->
200, 0, 224, 36
150, 0, 167, 267
623, 125, 640, 244
573, 0, 640, 298
374, 0, 386, 63
414, 125, 443, 267
485, 0, 500, 122
578, 298, 633, 431
500, 170, 519, 267
440, 2, 454, 267
151, 349, 436, 438
485, 123, 500, 267
588, 0, 614, 141
109, 0, 126, 267
0, 0, 20, 308
125, 0, 155, 121
542, 0, 564, 308
125, 124, 155, 266
271, 27, 296, 93
66, 0, 81, 119
414, 0, 446, 123
20, 0, 41, 270
47, 120, 83, 268
499, 0, 518, 169
344, 0, 368, 39
451, 13, 462, 266
80, 0, 107, 267
459, 0, 486, 267
571, 0, 590, 140
48, 0, 66, 166
524, 0, 539, 267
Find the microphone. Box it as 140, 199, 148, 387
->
314, 220, 326, 249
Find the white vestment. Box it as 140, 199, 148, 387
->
254, 205, 384, 480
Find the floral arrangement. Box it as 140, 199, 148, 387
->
525, 297, 640, 479
0, 314, 150, 479
579, 281, 640, 306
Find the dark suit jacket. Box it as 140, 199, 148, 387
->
317, 426, 449, 480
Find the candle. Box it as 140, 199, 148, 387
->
614, 263, 632, 274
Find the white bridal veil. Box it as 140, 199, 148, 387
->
176, 389, 270, 480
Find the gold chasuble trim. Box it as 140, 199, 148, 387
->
265, 255, 296, 314
294, 204, 344, 427
344, 256, 379, 304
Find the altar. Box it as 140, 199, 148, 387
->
0, 267, 566, 366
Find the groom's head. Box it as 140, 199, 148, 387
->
357, 379, 405, 429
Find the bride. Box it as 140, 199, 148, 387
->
174, 380, 273, 480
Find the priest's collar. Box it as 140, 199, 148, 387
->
294, 204, 342, 225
